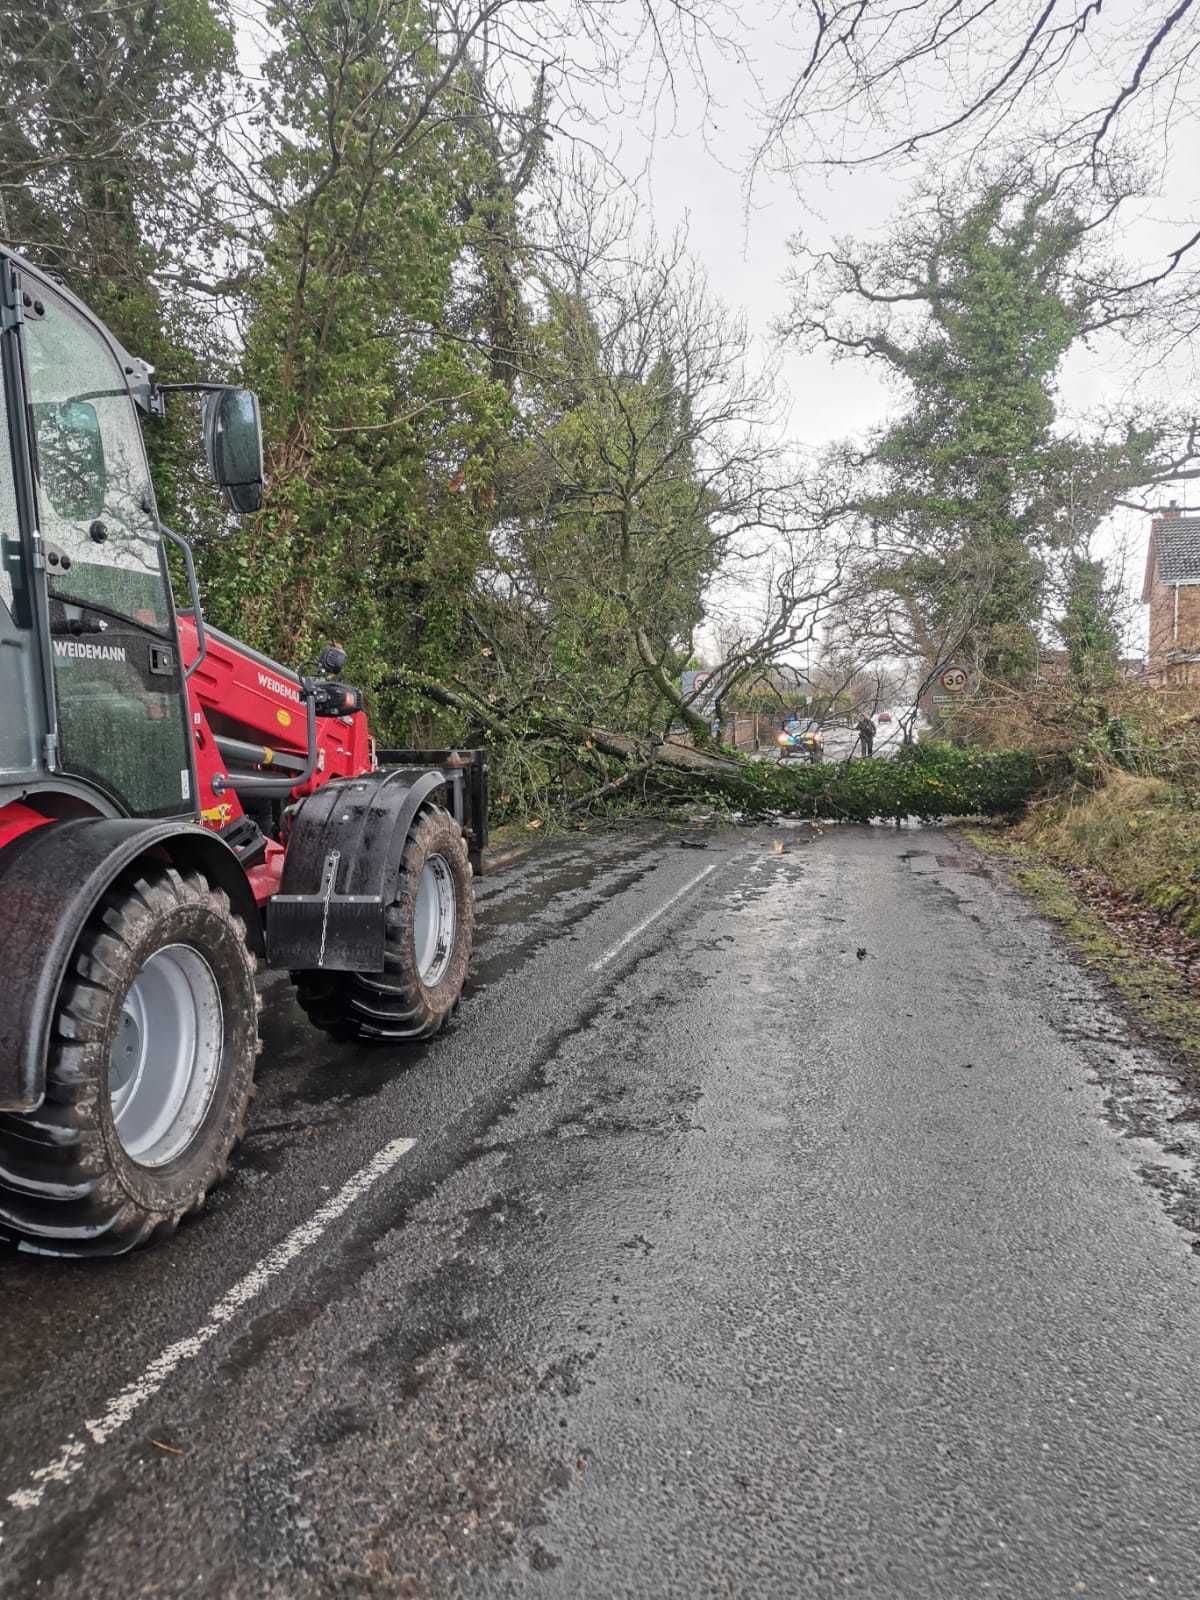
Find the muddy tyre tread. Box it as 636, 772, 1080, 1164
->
0, 865, 260, 1258
294, 805, 473, 1044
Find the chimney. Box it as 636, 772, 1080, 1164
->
1165, 499, 1181, 518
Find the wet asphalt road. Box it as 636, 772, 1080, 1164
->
2, 822, 1200, 1598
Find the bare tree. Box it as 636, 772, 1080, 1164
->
506, 225, 853, 740
761, 2, 1200, 183
757, 1, 1200, 345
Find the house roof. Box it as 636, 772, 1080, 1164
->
1142, 516, 1200, 602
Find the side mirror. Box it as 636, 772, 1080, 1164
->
203, 388, 264, 514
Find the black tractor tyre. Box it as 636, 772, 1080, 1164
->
0, 865, 260, 1258
294, 805, 474, 1044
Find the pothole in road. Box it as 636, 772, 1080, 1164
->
934, 853, 988, 874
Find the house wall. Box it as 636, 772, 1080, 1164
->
1147, 570, 1200, 684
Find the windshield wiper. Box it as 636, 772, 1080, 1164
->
48, 590, 169, 638
50, 616, 105, 636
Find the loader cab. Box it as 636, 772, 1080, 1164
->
0, 251, 259, 822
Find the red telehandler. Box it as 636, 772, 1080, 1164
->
0, 248, 486, 1256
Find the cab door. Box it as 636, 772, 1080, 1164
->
20, 283, 194, 818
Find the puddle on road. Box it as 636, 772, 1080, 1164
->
1124, 1135, 1195, 1180
898, 846, 988, 878
934, 853, 988, 874
476, 832, 667, 913
479, 856, 635, 928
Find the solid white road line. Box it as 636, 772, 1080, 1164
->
589, 860, 723, 972
5, 1135, 417, 1517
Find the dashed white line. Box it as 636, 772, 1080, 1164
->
589, 860, 724, 972
6, 1134, 417, 1517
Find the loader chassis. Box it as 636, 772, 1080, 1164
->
0, 247, 486, 1256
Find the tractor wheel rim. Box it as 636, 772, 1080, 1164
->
109, 944, 224, 1167
413, 854, 456, 988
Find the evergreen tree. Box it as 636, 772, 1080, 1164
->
1058, 556, 1121, 690
196, 0, 532, 734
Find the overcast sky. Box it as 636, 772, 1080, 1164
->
237, 0, 1198, 650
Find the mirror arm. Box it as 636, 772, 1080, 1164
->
157, 520, 207, 680
154, 382, 243, 396
150, 380, 243, 419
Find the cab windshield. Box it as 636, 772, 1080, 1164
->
20, 284, 192, 818
23, 295, 171, 636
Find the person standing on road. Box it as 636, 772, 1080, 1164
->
856, 714, 876, 758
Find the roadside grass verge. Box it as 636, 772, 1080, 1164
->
1006, 771, 1200, 941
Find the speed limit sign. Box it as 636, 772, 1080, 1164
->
932, 663, 974, 705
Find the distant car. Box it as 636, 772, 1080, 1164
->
877, 712, 892, 724
777, 727, 824, 763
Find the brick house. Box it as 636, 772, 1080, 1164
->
1035, 648, 1144, 682
1142, 505, 1200, 685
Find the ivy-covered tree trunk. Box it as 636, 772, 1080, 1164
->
1059, 557, 1121, 691
784, 171, 1160, 689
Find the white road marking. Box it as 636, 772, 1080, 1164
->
589, 860, 723, 972
6, 1135, 417, 1516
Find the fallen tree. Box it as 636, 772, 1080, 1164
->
393, 665, 1046, 821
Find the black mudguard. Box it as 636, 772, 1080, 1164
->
266, 768, 452, 974
0, 817, 260, 1113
